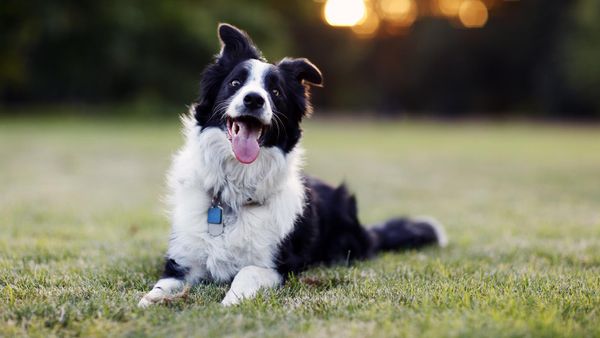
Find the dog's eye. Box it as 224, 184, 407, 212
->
271, 89, 280, 97
230, 80, 241, 87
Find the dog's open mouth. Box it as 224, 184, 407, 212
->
226, 116, 266, 164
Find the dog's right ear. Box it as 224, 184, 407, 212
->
217, 23, 262, 64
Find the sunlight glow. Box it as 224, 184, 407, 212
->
380, 0, 417, 27
324, 0, 367, 27
352, 9, 381, 36
437, 0, 463, 17
459, 0, 488, 28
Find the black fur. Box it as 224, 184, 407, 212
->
161, 258, 188, 279
370, 218, 441, 251
275, 177, 442, 279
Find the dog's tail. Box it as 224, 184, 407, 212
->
368, 216, 448, 253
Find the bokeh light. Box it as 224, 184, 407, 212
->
380, 0, 418, 27
352, 8, 381, 36
324, 0, 367, 27
437, 0, 463, 17
459, 0, 488, 28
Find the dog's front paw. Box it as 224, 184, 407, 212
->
221, 290, 242, 306
138, 288, 167, 308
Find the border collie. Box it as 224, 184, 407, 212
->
139, 23, 447, 307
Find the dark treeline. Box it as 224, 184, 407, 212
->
1, 0, 599, 118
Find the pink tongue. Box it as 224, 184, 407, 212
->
231, 121, 260, 164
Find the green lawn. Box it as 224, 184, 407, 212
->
1, 116, 599, 337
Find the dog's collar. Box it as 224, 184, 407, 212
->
211, 190, 262, 207
206, 190, 261, 236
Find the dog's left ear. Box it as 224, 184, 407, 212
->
278, 58, 323, 87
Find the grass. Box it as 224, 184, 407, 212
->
1, 115, 599, 337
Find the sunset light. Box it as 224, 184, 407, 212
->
322, 0, 496, 35
458, 0, 488, 28
352, 9, 381, 36
380, 0, 418, 27
437, 0, 462, 17
324, 0, 367, 27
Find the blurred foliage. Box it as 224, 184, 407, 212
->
0, 0, 298, 104
1, 0, 599, 118
561, 0, 600, 115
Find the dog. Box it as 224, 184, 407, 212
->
138, 23, 447, 307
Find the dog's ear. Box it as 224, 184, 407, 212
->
277, 58, 323, 87
195, 24, 262, 127
217, 23, 262, 64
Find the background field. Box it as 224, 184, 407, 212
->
1, 116, 599, 337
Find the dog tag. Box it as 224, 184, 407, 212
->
207, 206, 224, 236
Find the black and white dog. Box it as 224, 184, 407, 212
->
139, 24, 447, 307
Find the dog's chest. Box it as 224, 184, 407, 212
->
167, 176, 299, 283
166, 125, 305, 282
200, 204, 282, 281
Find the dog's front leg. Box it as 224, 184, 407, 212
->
138, 258, 193, 308
138, 277, 185, 308
222, 266, 282, 306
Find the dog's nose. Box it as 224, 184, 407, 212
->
243, 93, 265, 109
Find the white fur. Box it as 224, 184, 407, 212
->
225, 60, 273, 125
221, 266, 282, 306
139, 104, 304, 306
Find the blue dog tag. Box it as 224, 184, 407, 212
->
207, 206, 224, 236
207, 206, 223, 224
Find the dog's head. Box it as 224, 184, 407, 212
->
194, 23, 323, 164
